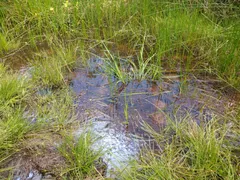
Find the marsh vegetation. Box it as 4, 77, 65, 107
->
0, 0, 239, 179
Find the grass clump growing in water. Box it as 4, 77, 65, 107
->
0, 109, 30, 154
30, 43, 77, 88
0, 63, 31, 106
0, 110, 31, 179
31, 55, 66, 88
123, 115, 239, 179
32, 87, 76, 128
0, 33, 20, 55
0, 74, 29, 106
59, 132, 104, 179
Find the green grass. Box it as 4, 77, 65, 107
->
0, 63, 31, 106
0, 0, 239, 179
32, 88, 77, 128
0, 32, 20, 55
0, 92, 32, 177
0, 108, 30, 155
31, 54, 66, 88
123, 115, 239, 179
0, 64, 32, 177
0, 74, 29, 106
1, 0, 239, 88
58, 132, 104, 179
30, 43, 77, 87
0, 85, 81, 178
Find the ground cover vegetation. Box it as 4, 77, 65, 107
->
0, 0, 239, 179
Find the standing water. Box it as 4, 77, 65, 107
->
70, 58, 227, 176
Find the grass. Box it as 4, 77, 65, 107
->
122, 114, 239, 179
0, 33, 20, 55
30, 43, 77, 88
0, 64, 33, 177
0, 108, 30, 156
0, 112, 30, 179
58, 132, 104, 179
1, 0, 239, 88
0, 0, 239, 179
31, 88, 77, 128
0, 64, 30, 106
0, 84, 86, 179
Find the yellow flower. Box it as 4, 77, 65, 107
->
50, 7, 54, 11
63, 0, 70, 8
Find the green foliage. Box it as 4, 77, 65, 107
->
0, 108, 30, 153
31, 55, 65, 87
0, 33, 20, 54
0, 67, 30, 106
32, 88, 76, 127
0, 33, 8, 53
59, 132, 103, 179
215, 23, 240, 88
0, 0, 239, 179
0, 107, 31, 178
0, 63, 7, 76
123, 116, 238, 179
30, 44, 77, 87
0, 0, 239, 87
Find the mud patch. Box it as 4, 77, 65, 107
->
4, 133, 64, 180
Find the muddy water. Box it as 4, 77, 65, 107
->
2, 42, 50, 70
71, 58, 225, 176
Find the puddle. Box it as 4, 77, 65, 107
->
70, 57, 227, 176
2, 54, 236, 178
1, 38, 238, 179
1, 42, 50, 70
74, 113, 142, 177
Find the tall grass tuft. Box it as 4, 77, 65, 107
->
123, 114, 238, 179
30, 43, 77, 88
58, 132, 104, 179
0, 64, 30, 106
